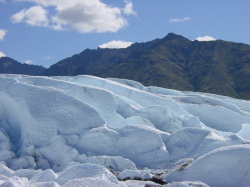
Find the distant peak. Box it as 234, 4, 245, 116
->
163, 33, 190, 41
0, 56, 14, 61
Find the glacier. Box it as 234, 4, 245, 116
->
0, 74, 250, 187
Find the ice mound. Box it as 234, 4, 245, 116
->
0, 74, 250, 186
166, 145, 250, 187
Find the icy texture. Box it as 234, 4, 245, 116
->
166, 145, 250, 187
0, 74, 250, 186
164, 181, 210, 187
0, 163, 125, 187
118, 169, 152, 180
56, 163, 119, 185
123, 180, 159, 187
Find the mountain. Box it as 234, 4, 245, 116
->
43, 33, 250, 100
0, 56, 46, 75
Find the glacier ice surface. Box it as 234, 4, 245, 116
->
0, 74, 250, 186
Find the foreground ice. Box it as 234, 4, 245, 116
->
0, 74, 250, 186
166, 145, 250, 187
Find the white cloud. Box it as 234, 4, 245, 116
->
0, 29, 7, 40
53, 2, 126, 33
44, 56, 51, 60
169, 17, 191, 23
123, 0, 136, 16
11, 6, 49, 27
0, 51, 6, 57
24, 59, 33, 65
196, 36, 216, 41
13, 0, 135, 33
99, 40, 133, 49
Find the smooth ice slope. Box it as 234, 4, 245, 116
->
0, 74, 250, 187
166, 145, 250, 187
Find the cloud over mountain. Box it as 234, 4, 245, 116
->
99, 40, 133, 49
0, 51, 6, 57
196, 36, 216, 41
0, 29, 7, 40
12, 0, 136, 33
169, 17, 191, 23
123, 0, 136, 16
11, 6, 49, 27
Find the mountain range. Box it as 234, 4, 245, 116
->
1, 33, 250, 99
0, 56, 46, 76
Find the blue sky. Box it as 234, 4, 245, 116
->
0, 0, 250, 67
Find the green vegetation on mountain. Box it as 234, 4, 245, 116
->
1, 33, 250, 99
44, 33, 250, 99
0, 57, 46, 76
